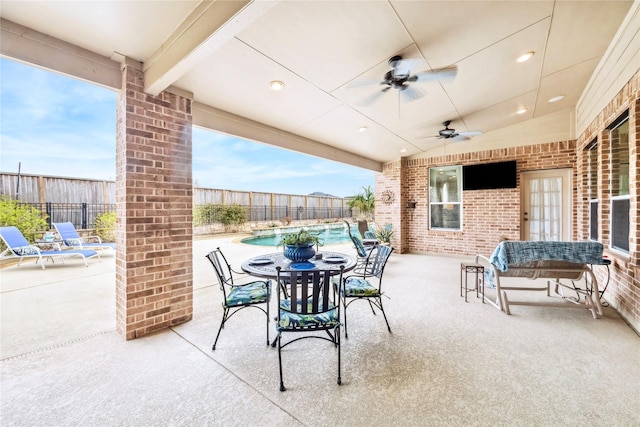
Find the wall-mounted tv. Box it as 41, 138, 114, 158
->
462, 160, 517, 190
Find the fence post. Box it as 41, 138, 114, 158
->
45, 202, 52, 229
82, 203, 87, 229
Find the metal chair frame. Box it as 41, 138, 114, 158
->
343, 220, 374, 273
275, 266, 343, 391
205, 248, 271, 350
338, 244, 393, 338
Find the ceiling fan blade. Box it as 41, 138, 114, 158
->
413, 65, 458, 83
450, 131, 483, 142
400, 85, 425, 103
450, 135, 472, 142
357, 88, 389, 106
415, 134, 442, 140
347, 77, 384, 89
459, 131, 483, 137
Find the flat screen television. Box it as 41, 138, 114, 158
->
462, 160, 517, 190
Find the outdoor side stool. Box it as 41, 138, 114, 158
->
460, 263, 484, 302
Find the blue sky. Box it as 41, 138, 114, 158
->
0, 58, 374, 198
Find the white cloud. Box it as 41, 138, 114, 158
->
1, 59, 374, 197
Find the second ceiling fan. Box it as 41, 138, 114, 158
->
349, 55, 458, 106
420, 121, 483, 142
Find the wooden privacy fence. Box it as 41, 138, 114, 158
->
2, 173, 352, 228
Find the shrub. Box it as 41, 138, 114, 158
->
218, 204, 246, 229
193, 203, 246, 230
194, 204, 223, 227
0, 197, 48, 243
94, 211, 116, 242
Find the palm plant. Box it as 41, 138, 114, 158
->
347, 185, 375, 218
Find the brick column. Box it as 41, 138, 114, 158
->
115, 63, 193, 339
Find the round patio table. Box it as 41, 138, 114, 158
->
241, 251, 356, 279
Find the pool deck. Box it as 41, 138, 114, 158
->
1, 235, 639, 426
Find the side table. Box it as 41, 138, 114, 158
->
35, 240, 62, 251
460, 263, 485, 302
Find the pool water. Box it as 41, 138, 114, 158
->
241, 226, 357, 246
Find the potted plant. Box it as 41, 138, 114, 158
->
279, 229, 322, 262
375, 224, 395, 245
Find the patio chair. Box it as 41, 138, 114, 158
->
205, 248, 272, 350
336, 244, 393, 338
275, 266, 343, 391
52, 222, 115, 254
357, 219, 378, 245
0, 226, 99, 269
343, 220, 374, 274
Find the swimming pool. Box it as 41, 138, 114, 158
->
241, 225, 357, 247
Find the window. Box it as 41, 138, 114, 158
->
429, 165, 461, 230
609, 113, 629, 253
586, 139, 598, 241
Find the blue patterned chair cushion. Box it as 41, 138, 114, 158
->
343, 277, 379, 297
226, 281, 269, 307
13, 245, 39, 256
63, 238, 83, 247
278, 299, 338, 329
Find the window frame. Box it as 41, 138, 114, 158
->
428, 165, 462, 231
608, 113, 629, 254
585, 139, 598, 241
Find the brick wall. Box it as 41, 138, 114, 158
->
576, 71, 639, 332
115, 64, 194, 340
376, 141, 576, 256
377, 70, 639, 332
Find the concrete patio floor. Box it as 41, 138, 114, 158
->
1, 235, 639, 426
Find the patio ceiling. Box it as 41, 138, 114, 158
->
0, 1, 633, 171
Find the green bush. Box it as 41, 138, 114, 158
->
0, 197, 48, 243
94, 211, 116, 242
193, 204, 224, 227
218, 204, 247, 229
193, 204, 247, 230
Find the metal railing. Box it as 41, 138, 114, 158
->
21, 202, 115, 230
244, 205, 352, 222
17, 203, 352, 230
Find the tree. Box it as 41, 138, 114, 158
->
347, 185, 375, 218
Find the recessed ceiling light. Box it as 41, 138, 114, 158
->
269, 80, 284, 91
400, 148, 407, 153
516, 51, 535, 63
548, 95, 565, 103
358, 126, 368, 132
517, 107, 528, 115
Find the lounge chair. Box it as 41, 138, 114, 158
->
52, 222, 115, 254
0, 226, 99, 269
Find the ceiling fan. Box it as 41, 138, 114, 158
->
349, 55, 458, 106
419, 120, 483, 142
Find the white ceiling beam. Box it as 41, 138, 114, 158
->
0, 18, 121, 90
193, 102, 384, 172
144, 0, 278, 96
